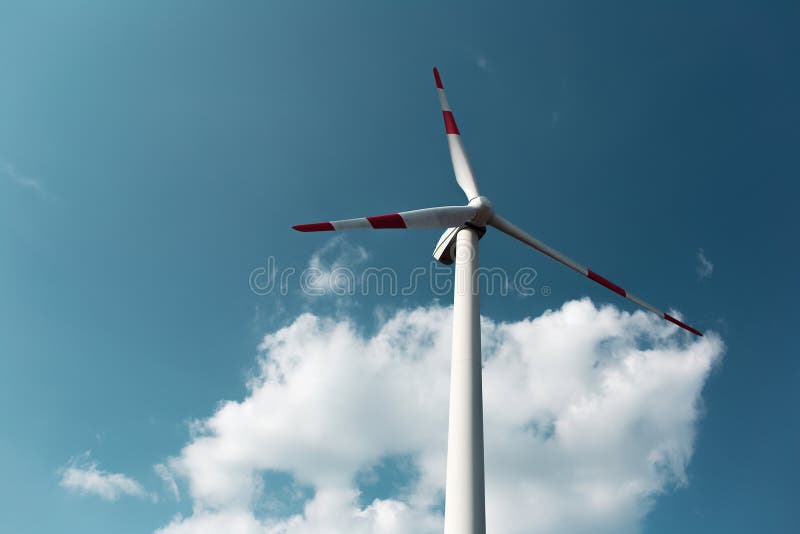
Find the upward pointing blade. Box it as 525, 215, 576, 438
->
293, 205, 478, 232
489, 213, 703, 336
434, 67, 481, 201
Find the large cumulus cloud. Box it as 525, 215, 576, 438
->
157, 299, 723, 534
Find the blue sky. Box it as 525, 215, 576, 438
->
1, 1, 797, 532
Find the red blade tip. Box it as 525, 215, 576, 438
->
433, 67, 443, 89
292, 222, 335, 232
664, 313, 703, 336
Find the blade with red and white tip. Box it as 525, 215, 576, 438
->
433, 67, 481, 201
293, 205, 478, 232
489, 213, 703, 336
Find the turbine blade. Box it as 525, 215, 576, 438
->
293, 206, 478, 232
489, 213, 703, 336
433, 67, 481, 201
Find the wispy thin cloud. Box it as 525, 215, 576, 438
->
1, 159, 48, 197
696, 248, 714, 280
305, 235, 370, 296
59, 451, 155, 502
155, 463, 180, 501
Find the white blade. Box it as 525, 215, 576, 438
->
489, 213, 703, 336
293, 205, 478, 232
434, 67, 481, 201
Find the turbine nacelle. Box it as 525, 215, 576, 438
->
433, 197, 493, 265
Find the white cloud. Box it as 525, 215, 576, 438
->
59, 451, 153, 502
156, 463, 181, 501
1, 159, 48, 196
157, 299, 723, 533
303, 236, 369, 297
696, 249, 714, 280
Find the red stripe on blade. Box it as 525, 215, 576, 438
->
664, 314, 703, 336
433, 67, 443, 89
587, 269, 626, 297
442, 111, 460, 135
293, 222, 335, 232
366, 213, 406, 229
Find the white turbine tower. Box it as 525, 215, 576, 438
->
293, 68, 702, 534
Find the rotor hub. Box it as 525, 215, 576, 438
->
468, 195, 494, 227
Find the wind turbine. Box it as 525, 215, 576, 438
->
293, 67, 702, 534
